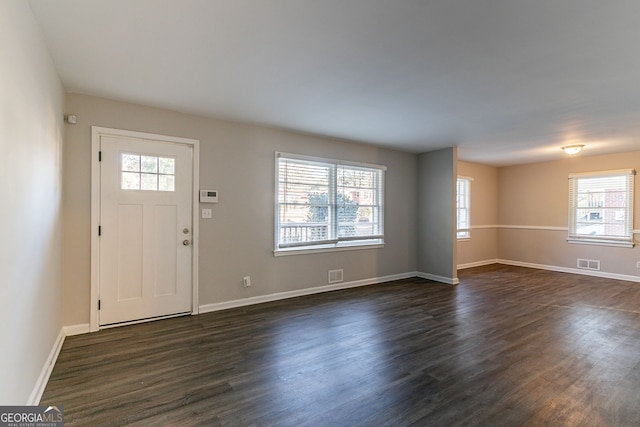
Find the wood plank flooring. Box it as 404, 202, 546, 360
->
41, 265, 640, 426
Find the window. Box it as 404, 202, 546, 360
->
568, 169, 635, 247
121, 153, 175, 191
276, 153, 385, 253
457, 177, 471, 239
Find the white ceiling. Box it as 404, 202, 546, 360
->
29, 0, 640, 165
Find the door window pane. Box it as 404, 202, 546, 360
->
159, 157, 175, 175
159, 175, 175, 192
121, 153, 175, 192
141, 173, 158, 190
121, 172, 140, 190
141, 156, 158, 173
122, 154, 140, 172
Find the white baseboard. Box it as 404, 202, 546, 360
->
416, 272, 459, 285
199, 272, 417, 313
457, 259, 499, 270
28, 329, 65, 405
497, 259, 640, 283
29, 323, 90, 404
63, 323, 90, 336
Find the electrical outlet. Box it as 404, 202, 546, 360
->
243, 276, 251, 287
201, 208, 212, 219
637, 261, 640, 269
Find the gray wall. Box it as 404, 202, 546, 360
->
63, 93, 418, 325
417, 148, 457, 282
0, 1, 65, 404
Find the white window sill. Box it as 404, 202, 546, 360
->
567, 238, 635, 248
274, 241, 384, 256
457, 238, 471, 242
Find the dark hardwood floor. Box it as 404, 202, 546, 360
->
42, 264, 640, 426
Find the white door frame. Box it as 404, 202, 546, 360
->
90, 126, 200, 332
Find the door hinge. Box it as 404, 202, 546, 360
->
98, 225, 101, 236
98, 300, 101, 310
98, 151, 102, 162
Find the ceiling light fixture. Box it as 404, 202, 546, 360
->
561, 144, 585, 155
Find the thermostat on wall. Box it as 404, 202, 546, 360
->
200, 190, 218, 203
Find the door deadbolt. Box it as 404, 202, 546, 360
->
183, 228, 189, 234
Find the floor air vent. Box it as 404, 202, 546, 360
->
328, 269, 344, 284
577, 258, 600, 271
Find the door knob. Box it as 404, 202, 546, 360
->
183, 240, 190, 246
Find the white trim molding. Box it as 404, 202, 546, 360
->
457, 259, 499, 270
498, 225, 569, 231
63, 324, 91, 336
457, 259, 640, 283
567, 239, 634, 248
496, 225, 640, 233
274, 243, 385, 257
200, 272, 416, 313
497, 259, 640, 283
464, 225, 640, 233
28, 329, 65, 405
29, 324, 92, 404
416, 272, 459, 285
469, 224, 572, 231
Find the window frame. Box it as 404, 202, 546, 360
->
274, 152, 386, 255
568, 169, 635, 248
457, 176, 472, 240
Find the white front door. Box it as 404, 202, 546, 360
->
98, 135, 194, 326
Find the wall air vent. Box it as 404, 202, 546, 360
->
328, 269, 344, 284
577, 258, 600, 271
